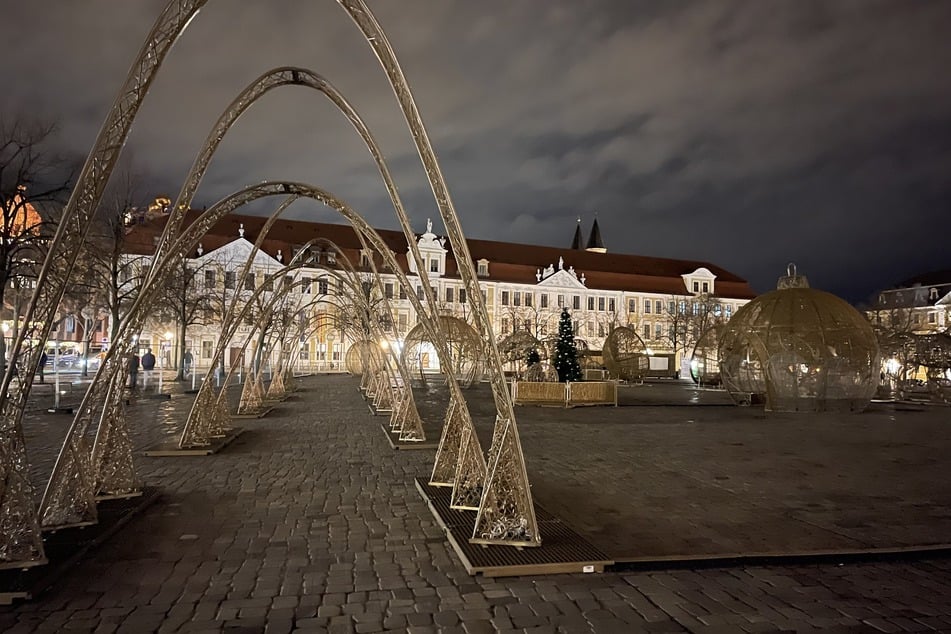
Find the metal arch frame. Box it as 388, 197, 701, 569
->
0, 0, 207, 568
37, 200, 305, 530
1, 0, 536, 566
338, 0, 538, 545
181, 245, 323, 446
148, 181, 487, 508
145, 64, 488, 501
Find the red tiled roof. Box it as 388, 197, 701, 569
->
125, 211, 756, 300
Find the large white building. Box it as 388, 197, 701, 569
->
124, 212, 756, 375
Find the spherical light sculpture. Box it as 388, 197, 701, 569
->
718, 264, 880, 412
498, 331, 544, 367
345, 340, 381, 376
402, 315, 483, 386
689, 325, 724, 386
603, 326, 648, 381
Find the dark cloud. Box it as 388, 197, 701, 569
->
3, 0, 949, 302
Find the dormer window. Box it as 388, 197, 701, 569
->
683, 267, 716, 296
430, 257, 439, 273
360, 250, 371, 268
477, 259, 489, 277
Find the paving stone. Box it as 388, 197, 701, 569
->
5, 376, 951, 634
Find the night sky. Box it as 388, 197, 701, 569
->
3, 1, 949, 303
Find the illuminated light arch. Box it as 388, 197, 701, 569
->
1, 0, 537, 569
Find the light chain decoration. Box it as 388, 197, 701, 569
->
0, 0, 209, 569
179, 198, 304, 446
338, 0, 539, 546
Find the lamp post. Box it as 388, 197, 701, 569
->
160, 331, 172, 393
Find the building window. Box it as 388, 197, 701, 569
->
204, 269, 216, 288
643, 324, 651, 340
598, 297, 606, 312
459, 288, 466, 303
655, 300, 662, 313
608, 298, 616, 312
430, 258, 439, 273
598, 323, 605, 337
525, 293, 533, 307
417, 286, 425, 301
244, 273, 256, 291
201, 340, 213, 359
398, 313, 408, 333
557, 294, 565, 308
702, 281, 709, 293
327, 251, 336, 264
501, 290, 509, 306
384, 282, 394, 299
224, 271, 236, 290
65, 315, 75, 334
541, 293, 549, 309
644, 300, 651, 314
513, 291, 521, 307
670, 301, 677, 313
284, 275, 293, 290
502, 318, 510, 334
628, 298, 637, 313
446, 287, 454, 303
929, 312, 936, 324
714, 303, 722, 317
587, 297, 594, 311
655, 323, 663, 339
478, 261, 489, 276
693, 281, 700, 293
318, 279, 329, 295
725, 304, 733, 318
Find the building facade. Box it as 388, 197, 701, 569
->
123, 212, 756, 376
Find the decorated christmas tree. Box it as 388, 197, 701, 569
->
553, 308, 582, 382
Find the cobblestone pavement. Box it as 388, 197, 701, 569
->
3, 374, 951, 633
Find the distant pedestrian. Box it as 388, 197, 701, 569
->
38, 351, 48, 383
128, 353, 140, 390
183, 350, 193, 374
141, 348, 156, 371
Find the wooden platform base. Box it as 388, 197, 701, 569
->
380, 424, 438, 451
232, 407, 273, 419
0, 487, 160, 605
142, 427, 244, 457
415, 478, 613, 577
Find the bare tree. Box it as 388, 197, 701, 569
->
0, 114, 71, 370
155, 253, 218, 380
661, 294, 727, 376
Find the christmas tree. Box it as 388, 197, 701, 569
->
553, 308, 582, 382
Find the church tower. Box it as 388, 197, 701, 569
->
585, 216, 606, 253
570, 217, 584, 250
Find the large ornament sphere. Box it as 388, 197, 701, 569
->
345, 340, 382, 376
402, 315, 482, 384
689, 325, 724, 386
603, 326, 648, 381
718, 267, 880, 412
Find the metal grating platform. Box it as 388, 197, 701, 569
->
142, 427, 245, 457
380, 424, 439, 451
231, 407, 274, 420
416, 478, 613, 577
0, 487, 160, 604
